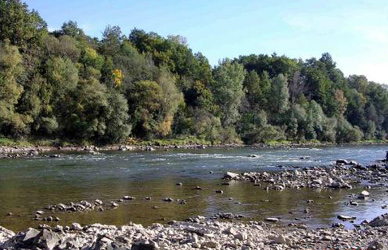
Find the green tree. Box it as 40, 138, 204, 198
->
269, 74, 289, 114
211, 59, 245, 127
0, 40, 30, 136
0, 0, 47, 49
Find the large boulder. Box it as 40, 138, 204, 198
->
369, 213, 388, 227
0, 226, 15, 248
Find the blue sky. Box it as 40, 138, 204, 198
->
26, 0, 388, 84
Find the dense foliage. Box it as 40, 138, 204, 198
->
1, 0, 387, 145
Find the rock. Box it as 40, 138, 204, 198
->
163, 197, 174, 202
350, 201, 359, 206
194, 186, 202, 190
359, 190, 370, 199
35, 229, 61, 250
265, 217, 279, 222
224, 172, 239, 179
369, 213, 388, 227
272, 235, 292, 245
215, 190, 224, 194
223, 227, 236, 235
94, 199, 103, 205
145, 146, 155, 151
56, 203, 67, 210
367, 240, 387, 250
35, 210, 44, 215
131, 240, 158, 250
235, 232, 247, 241
336, 159, 350, 165
29, 150, 39, 156
111, 201, 119, 207
337, 215, 356, 221
123, 196, 135, 200
249, 154, 259, 158
23, 228, 40, 243
71, 223, 83, 231
176, 182, 183, 186
201, 241, 220, 249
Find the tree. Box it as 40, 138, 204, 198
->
0, 0, 47, 49
334, 89, 347, 116
269, 74, 289, 114
60, 21, 84, 38
100, 25, 124, 56
211, 59, 245, 127
129, 80, 163, 138
0, 40, 29, 136
243, 70, 261, 109
156, 69, 183, 136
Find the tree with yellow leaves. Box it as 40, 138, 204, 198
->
112, 69, 123, 87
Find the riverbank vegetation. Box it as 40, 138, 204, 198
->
1, 0, 388, 146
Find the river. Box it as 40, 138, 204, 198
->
0, 145, 387, 231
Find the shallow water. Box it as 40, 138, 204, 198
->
0, 145, 387, 231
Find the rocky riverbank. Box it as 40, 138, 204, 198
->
1, 141, 387, 159
0, 144, 241, 159
223, 159, 388, 190
1, 214, 388, 250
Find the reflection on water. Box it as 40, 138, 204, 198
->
0, 145, 387, 231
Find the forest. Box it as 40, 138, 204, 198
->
1, 0, 388, 145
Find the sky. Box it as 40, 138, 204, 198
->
26, 0, 388, 84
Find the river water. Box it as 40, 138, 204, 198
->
0, 145, 387, 231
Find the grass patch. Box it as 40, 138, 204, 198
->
0, 137, 32, 147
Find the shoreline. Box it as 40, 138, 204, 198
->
1, 140, 387, 159
1, 214, 387, 249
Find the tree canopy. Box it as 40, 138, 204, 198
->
1, 0, 387, 145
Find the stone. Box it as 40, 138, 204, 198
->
94, 199, 103, 205
357, 190, 370, 199
23, 228, 40, 243
336, 159, 350, 165
337, 215, 356, 221
131, 240, 158, 250
369, 213, 388, 227
72, 223, 83, 231
224, 172, 239, 179
272, 235, 292, 245
367, 240, 387, 250
265, 217, 279, 222
201, 241, 220, 248
123, 196, 135, 200
35, 229, 61, 250
235, 232, 247, 241
350, 201, 359, 206
223, 227, 236, 235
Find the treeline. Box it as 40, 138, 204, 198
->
0, 0, 388, 145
